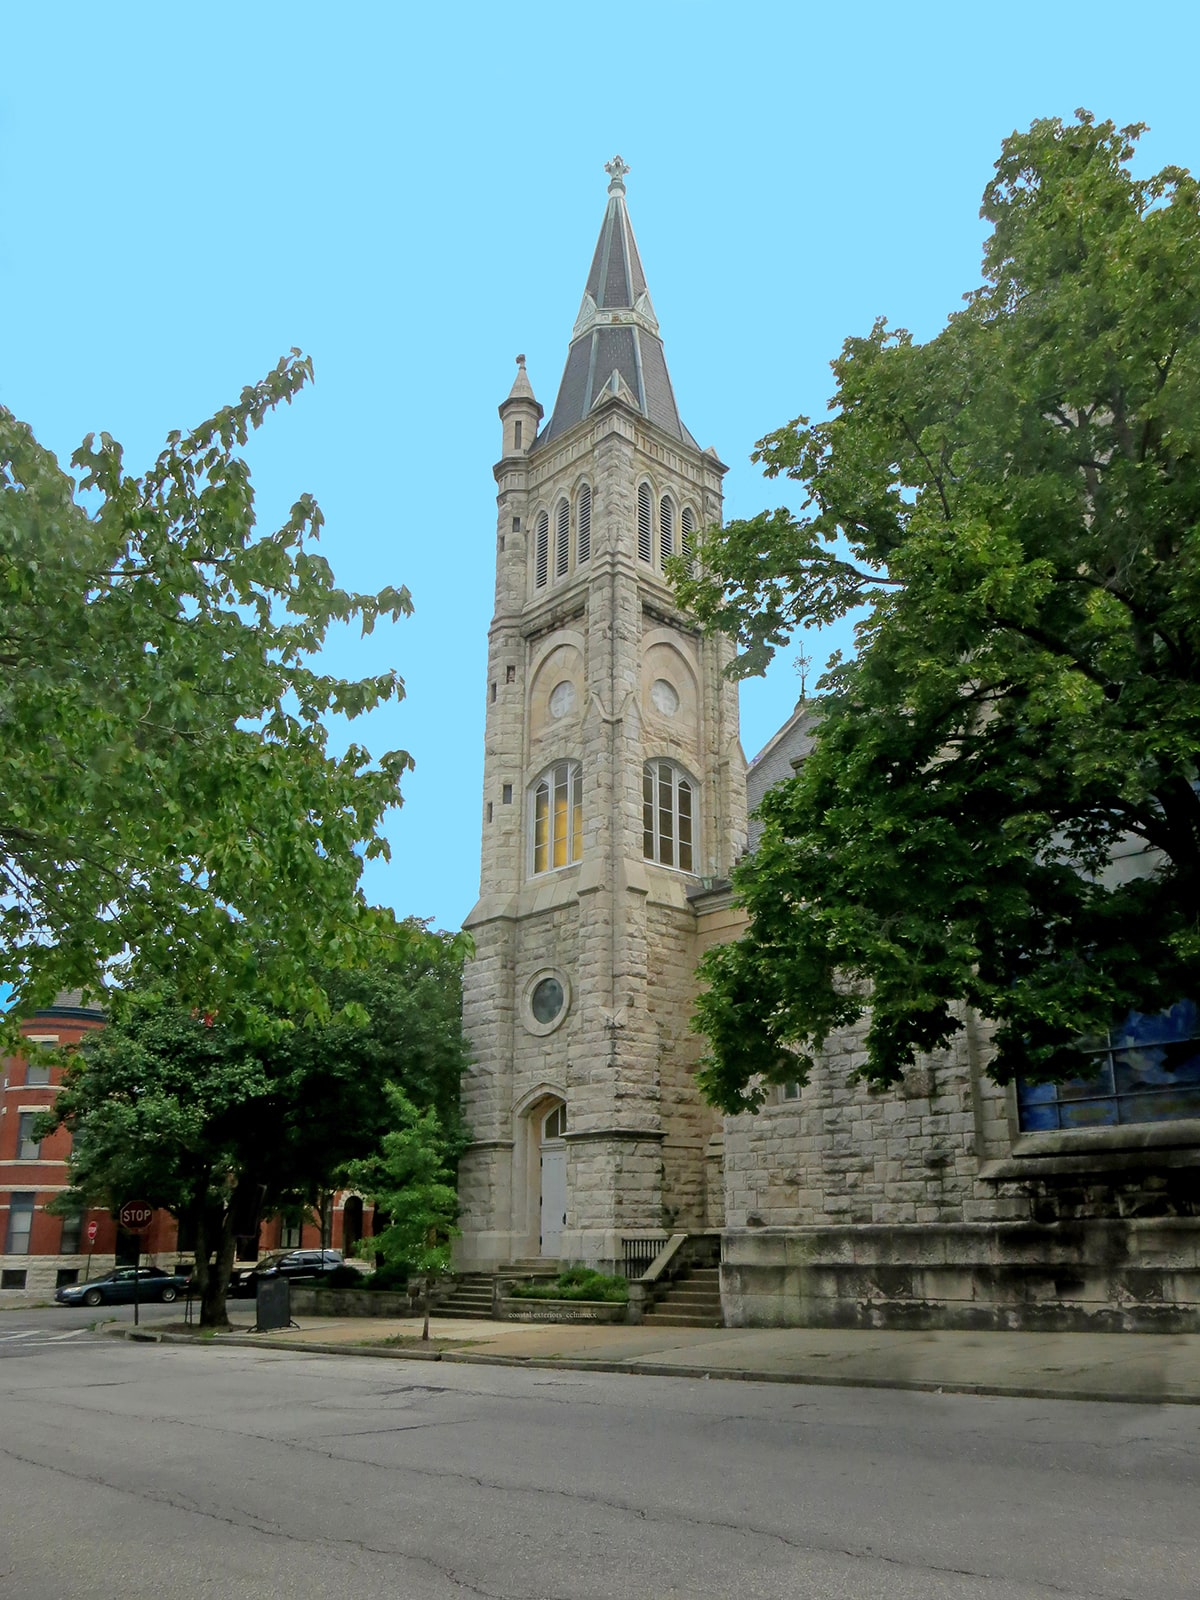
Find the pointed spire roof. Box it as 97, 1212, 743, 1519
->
535, 157, 697, 451
504, 353, 539, 407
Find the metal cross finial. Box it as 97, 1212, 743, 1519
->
605, 155, 630, 193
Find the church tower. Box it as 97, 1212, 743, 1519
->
458, 158, 745, 1272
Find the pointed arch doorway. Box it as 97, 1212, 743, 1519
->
539, 1100, 567, 1258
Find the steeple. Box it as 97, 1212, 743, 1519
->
536, 157, 697, 450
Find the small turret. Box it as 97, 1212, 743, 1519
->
498, 354, 543, 458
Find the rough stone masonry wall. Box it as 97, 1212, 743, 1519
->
723, 1020, 995, 1231
645, 894, 720, 1231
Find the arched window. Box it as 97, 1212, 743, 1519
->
535, 510, 549, 589
532, 760, 583, 874
555, 498, 570, 578
577, 483, 591, 564
681, 506, 696, 575
659, 495, 674, 565
542, 1102, 567, 1140
637, 482, 653, 563
643, 760, 695, 872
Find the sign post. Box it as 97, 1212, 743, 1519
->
117, 1201, 153, 1326
84, 1217, 98, 1283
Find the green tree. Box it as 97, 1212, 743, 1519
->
345, 1087, 460, 1341
675, 112, 1200, 1112
40, 927, 469, 1327
0, 352, 411, 1028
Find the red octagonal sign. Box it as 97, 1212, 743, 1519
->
118, 1200, 154, 1236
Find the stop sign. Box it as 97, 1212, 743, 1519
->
118, 1200, 154, 1235
86, 1219, 98, 1243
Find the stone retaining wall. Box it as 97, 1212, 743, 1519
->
722, 1221, 1200, 1333
290, 1287, 416, 1318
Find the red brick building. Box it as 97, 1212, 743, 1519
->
1, 994, 368, 1298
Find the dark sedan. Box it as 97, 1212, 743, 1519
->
55, 1266, 190, 1308
229, 1248, 344, 1298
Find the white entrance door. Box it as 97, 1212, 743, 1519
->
540, 1146, 566, 1257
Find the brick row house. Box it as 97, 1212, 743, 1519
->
1, 994, 370, 1298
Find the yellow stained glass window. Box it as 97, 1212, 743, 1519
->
532, 762, 583, 875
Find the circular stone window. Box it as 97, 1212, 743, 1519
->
531, 977, 564, 1024
650, 678, 679, 717
549, 681, 577, 719
523, 969, 571, 1036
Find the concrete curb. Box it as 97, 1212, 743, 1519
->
102, 1325, 1200, 1406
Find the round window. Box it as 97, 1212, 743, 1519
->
531, 976, 564, 1025
549, 680, 577, 719
650, 678, 679, 717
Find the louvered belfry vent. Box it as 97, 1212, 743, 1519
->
681, 505, 696, 572
536, 510, 550, 588
577, 484, 591, 563
556, 499, 570, 577
659, 495, 674, 565
637, 483, 652, 563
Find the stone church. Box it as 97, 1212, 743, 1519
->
458, 160, 1200, 1333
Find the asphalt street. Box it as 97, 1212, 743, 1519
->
1, 1334, 1198, 1600
0, 1300, 187, 1357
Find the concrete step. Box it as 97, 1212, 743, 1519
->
640, 1318, 723, 1331
660, 1293, 721, 1311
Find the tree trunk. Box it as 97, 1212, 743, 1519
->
423, 1276, 431, 1342
195, 1207, 237, 1329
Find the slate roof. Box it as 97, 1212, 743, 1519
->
535, 166, 697, 451
746, 701, 823, 852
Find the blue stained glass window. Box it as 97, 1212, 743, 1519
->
1016, 1002, 1200, 1131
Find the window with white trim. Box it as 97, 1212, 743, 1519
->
555, 498, 570, 578
17, 1112, 41, 1161
5, 1193, 34, 1254
659, 495, 674, 565
643, 760, 695, 872
531, 761, 583, 874
535, 510, 549, 589
577, 483, 591, 563
637, 482, 653, 563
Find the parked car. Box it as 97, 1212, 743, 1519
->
229, 1248, 344, 1298
55, 1266, 190, 1308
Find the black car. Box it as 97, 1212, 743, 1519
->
229, 1248, 344, 1298
55, 1266, 190, 1308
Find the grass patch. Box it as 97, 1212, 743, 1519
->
509, 1268, 628, 1303
369, 1334, 463, 1350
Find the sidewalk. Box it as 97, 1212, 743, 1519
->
133, 1311, 1200, 1405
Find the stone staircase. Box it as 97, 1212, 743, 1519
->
434, 1261, 562, 1321
432, 1273, 496, 1320
642, 1262, 723, 1328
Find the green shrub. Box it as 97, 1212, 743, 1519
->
323, 1265, 367, 1288
362, 1259, 410, 1292
509, 1267, 628, 1303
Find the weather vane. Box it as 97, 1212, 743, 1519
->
605, 155, 630, 192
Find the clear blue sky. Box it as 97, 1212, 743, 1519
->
4, 3, 1198, 933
